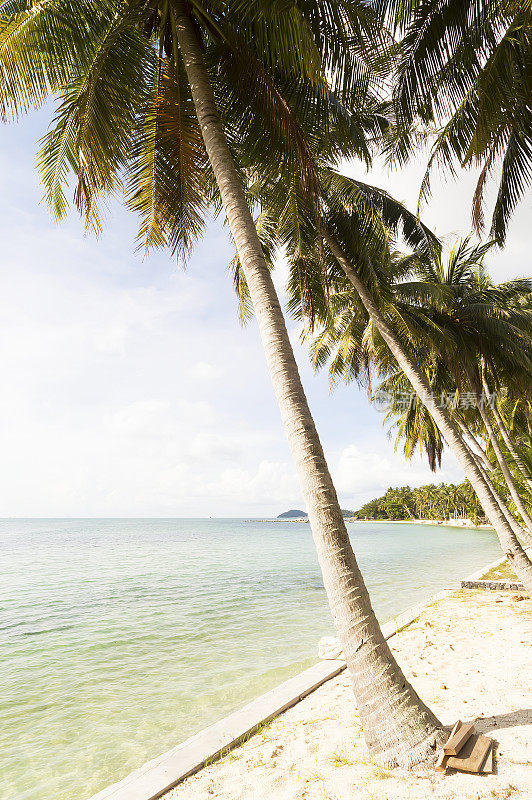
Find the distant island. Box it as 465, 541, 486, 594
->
277, 509, 307, 519
277, 508, 354, 519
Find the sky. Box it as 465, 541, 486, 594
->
0, 107, 529, 517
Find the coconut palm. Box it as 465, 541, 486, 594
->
0, 0, 448, 766
395, 240, 532, 534
260, 189, 532, 589
358, 480, 483, 522
379, 360, 532, 545
481, 369, 532, 490
321, 231, 532, 547
382, 0, 532, 244
367, 331, 532, 547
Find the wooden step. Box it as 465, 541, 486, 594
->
447, 734, 492, 773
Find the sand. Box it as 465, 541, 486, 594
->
164, 589, 531, 800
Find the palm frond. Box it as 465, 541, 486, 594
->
37, 5, 148, 230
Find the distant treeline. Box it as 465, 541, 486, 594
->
354, 481, 486, 523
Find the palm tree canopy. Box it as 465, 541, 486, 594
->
0, 0, 387, 254
380, 0, 532, 244
300, 229, 532, 471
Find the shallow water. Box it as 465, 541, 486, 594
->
0, 518, 501, 800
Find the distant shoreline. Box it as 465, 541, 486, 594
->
349, 518, 494, 530
266, 517, 494, 530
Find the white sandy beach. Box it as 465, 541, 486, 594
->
165, 589, 531, 800
348, 519, 494, 529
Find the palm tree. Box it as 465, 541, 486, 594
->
396, 242, 532, 535
377, 359, 532, 546
267, 196, 532, 589
472, 378, 532, 534
384, 0, 532, 244
358, 480, 484, 522
0, 0, 445, 766
323, 232, 532, 572
481, 370, 532, 490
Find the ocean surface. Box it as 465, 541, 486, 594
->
1, 518, 501, 800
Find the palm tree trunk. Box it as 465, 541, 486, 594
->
455, 417, 494, 473
172, 3, 443, 767
471, 381, 532, 533
324, 232, 532, 595
481, 373, 532, 490
480, 465, 532, 548
452, 419, 532, 543
525, 403, 532, 436
459, 431, 532, 547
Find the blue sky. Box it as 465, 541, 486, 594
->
0, 107, 529, 516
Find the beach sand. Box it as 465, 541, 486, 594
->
165, 589, 531, 800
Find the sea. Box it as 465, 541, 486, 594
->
0, 517, 501, 800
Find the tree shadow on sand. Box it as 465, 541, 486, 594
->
473, 708, 532, 734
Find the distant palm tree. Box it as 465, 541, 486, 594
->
481, 368, 532, 491
383, 0, 532, 244
398, 240, 532, 534
0, 0, 444, 766
274, 203, 532, 588
359, 480, 483, 522
379, 360, 532, 548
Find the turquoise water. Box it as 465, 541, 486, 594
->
1, 518, 501, 800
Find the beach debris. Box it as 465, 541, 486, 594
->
444, 721, 475, 755
435, 720, 460, 771
434, 749, 449, 772
435, 720, 493, 774
447, 734, 492, 773
317, 636, 344, 660
480, 744, 493, 773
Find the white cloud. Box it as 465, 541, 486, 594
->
189, 361, 224, 381
332, 443, 463, 510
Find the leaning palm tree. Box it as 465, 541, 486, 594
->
377, 362, 532, 547
0, 0, 445, 766
322, 233, 532, 552
254, 183, 532, 590
398, 242, 532, 535
481, 369, 532, 491
382, 0, 532, 244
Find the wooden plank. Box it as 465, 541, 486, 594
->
435, 721, 462, 773
447, 734, 492, 773
434, 749, 449, 772
446, 720, 463, 743
480, 743, 493, 773
444, 722, 475, 755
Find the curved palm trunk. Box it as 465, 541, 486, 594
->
455, 418, 532, 545
525, 404, 532, 437
459, 432, 532, 547
455, 417, 494, 473
471, 383, 532, 534
173, 3, 443, 767
479, 466, 532, 548
481, 374, 532, 490
325, 233, 532, 595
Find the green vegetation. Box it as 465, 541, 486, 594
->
354, 481, 484, 523
481, 561, 518, 582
